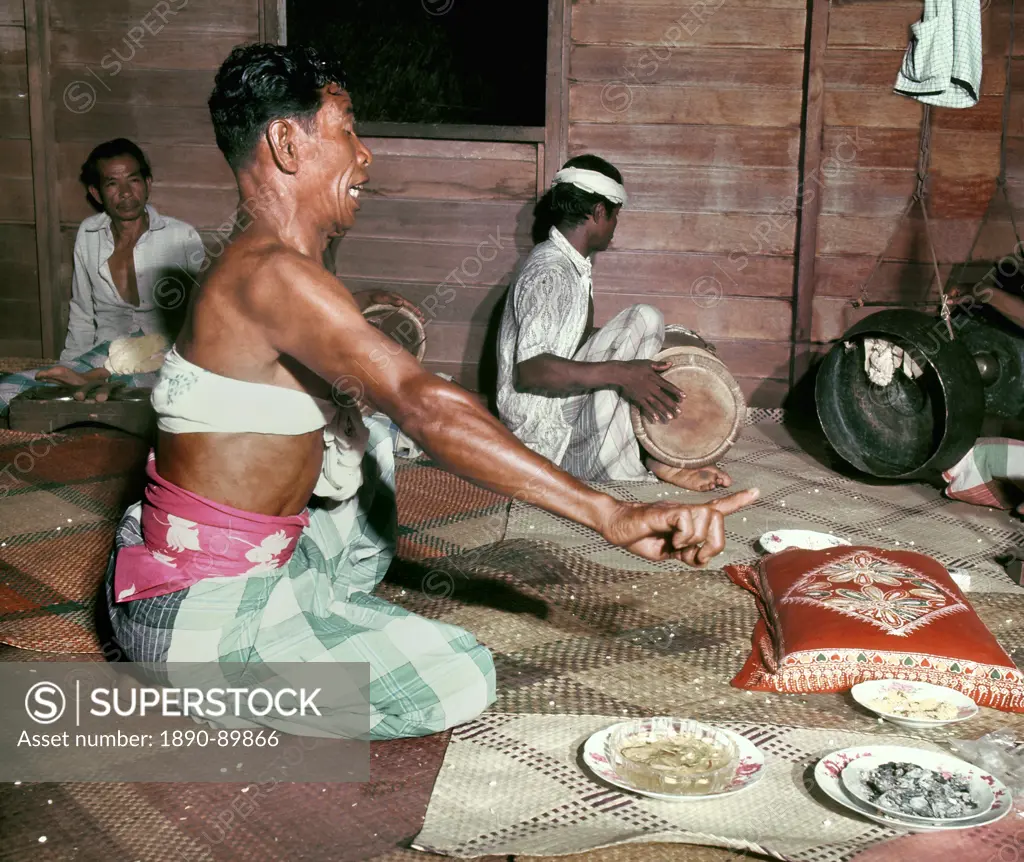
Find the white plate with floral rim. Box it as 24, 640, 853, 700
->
841, 752, 994, 823
814, 745, 1012, 832
758, 530, 851, 555
851, 679, 979, 729
582, 722, 765, 802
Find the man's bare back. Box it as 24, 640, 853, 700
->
158, 235, 340, 516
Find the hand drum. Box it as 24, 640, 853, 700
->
631, 328, 746, 469
362, 304, 426, 362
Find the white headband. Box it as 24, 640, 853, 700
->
552, 167, 627, 206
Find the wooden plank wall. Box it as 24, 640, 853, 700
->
7, 0, 1023, 411
333, 139, 539, 390
812, 0, 1023, 347
566, 0, 808, 408
51, 0, 255, 345
0, 0, 38, 357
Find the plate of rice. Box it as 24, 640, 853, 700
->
851, 679, 979, 729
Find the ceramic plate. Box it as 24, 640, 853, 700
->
582, 722, 765, 802
841, 752, 995, 823
814, 745, 1012, 832
851, 679, 979, 729
758, 529, 851, 555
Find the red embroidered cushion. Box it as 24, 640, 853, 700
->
725, 546, 1024, 712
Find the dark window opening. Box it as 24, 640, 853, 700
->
285, 0, 548, 127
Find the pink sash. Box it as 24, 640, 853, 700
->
113, 452, 309, 603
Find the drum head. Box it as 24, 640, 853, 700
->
362, 304, 426, 362
662, 326, 718, 356
656, 344, 725, 366
631, 351, 746, 469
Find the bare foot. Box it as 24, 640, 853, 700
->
649, 459, 732, 492
35, 366, 90, 386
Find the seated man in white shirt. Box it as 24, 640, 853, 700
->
1, 138, 205, 418
496, 155, 731, 492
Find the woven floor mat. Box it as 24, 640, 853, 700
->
0, 640, 496, 862
412, 714, 1024, 861
506, 424, 1024, 594
395, 424, 1024, 859
379, 537, 1024, 734
0, 730, 456, 862
518, 846, 754, 862
520, 847, 753, 859
0, 429, 149, 653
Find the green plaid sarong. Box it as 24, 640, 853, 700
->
102, 417, 497, 740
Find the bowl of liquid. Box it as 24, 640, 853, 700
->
604, 717, 739, 796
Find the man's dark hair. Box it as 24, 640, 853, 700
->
531, 154, 623, 244
208, 42, 347, 172
79, 138, 152, 210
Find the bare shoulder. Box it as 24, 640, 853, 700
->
233, 238, 358, 322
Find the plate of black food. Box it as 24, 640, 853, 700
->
842, 753, 993, 822
815, 745, 1012, 832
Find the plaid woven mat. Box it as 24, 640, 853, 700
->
412, 715, 1024, 860
0, 429, 148, 653
393, 426, 1024, 859
504, 424, 1024, 593
0, 692, 467, 862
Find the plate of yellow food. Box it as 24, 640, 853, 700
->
851, 679, 979, 729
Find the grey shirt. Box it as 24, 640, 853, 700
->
61, 205, 205, 361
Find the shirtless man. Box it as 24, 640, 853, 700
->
497, 155, 731, 492
103, 43, 759, 740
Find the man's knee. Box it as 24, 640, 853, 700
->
631, 303, 664, 335
372, 642, 496, 739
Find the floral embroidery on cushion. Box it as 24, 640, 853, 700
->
779, 550, 967, 637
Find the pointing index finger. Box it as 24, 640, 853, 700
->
708, 487, 760, 515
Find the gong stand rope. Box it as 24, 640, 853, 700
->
852, 105, 950, 338
960, 0, 1021, 273
852, 0, 1021, 340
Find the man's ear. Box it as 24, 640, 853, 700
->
265, 118, 302, 175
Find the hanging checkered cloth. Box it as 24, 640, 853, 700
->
894, 0, 982, 109
559, 304, 666, 482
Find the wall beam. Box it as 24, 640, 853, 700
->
24, 0, 62, 359
543, 0, 570, 186
259, 0, 283, 43
789, 0, 830, 387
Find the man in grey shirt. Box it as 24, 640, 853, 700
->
1, 138, 204, 418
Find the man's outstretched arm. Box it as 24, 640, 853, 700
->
254, 255, 758, 565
